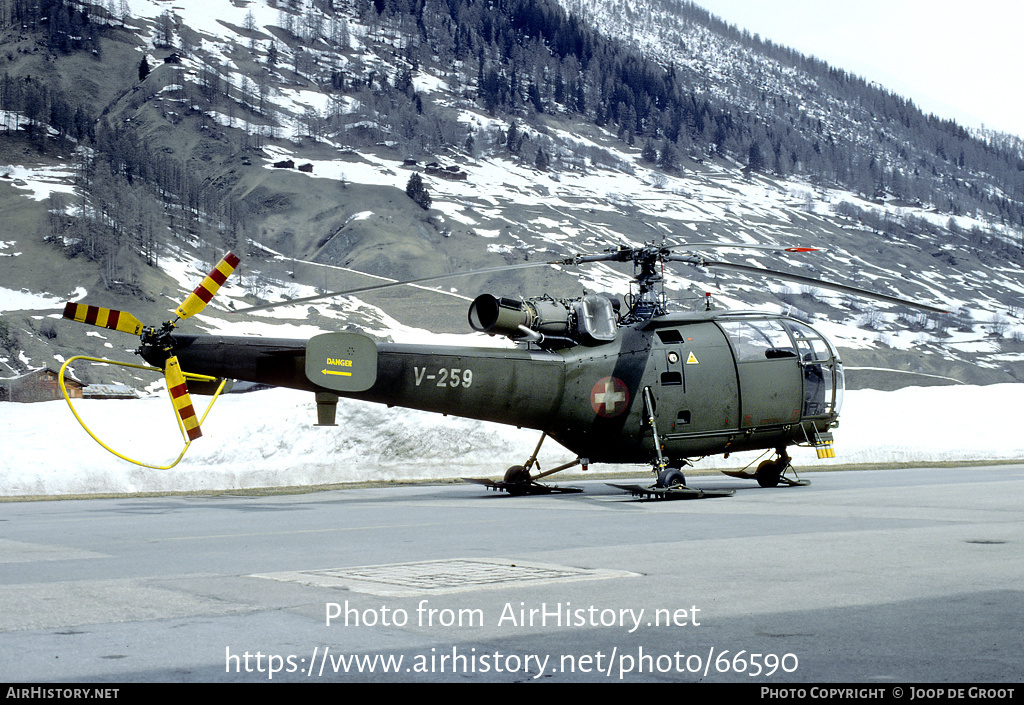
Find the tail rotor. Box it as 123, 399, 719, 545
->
60, 252, 240, 464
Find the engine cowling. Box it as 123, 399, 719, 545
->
468, 294, 617, 347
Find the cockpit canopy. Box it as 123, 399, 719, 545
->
716, 315, 844, 418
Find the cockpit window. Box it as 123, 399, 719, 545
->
783, 320, 833, 362
783, 320, 842, 417
719, 319, 797, 362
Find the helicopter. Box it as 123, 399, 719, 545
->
60, 243, 947, 497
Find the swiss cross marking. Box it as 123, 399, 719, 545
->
591, 377, 630, 417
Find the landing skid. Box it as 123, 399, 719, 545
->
462, 477, 583, 495
607, 483, 734, 500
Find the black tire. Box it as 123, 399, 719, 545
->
503, 465, 529, 483
503, 465, 531, 494
656, 467, 686, 488
755, 459, 783, 488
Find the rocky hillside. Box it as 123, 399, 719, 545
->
2, 0, 1024, 392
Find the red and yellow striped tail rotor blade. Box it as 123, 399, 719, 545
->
63, 303, 144, 336
174, 251, 241, 321
165, 355, 202, 442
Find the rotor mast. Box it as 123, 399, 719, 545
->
566, 244, 670, 322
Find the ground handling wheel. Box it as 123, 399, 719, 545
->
754, 458, 785, 488
502, 465, 532, 495
656, 467, 686, 489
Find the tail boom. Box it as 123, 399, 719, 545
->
155, 333, 566, 430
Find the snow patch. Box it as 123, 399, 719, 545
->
3, 384, 1023, 496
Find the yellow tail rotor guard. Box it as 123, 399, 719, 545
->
58, 355, 228, 470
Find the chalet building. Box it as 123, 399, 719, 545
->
424, 163, 468, 180
0, 368, 84, 403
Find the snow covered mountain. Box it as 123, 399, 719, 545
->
2, 0, 1024, 395
6, 0, 1024, 494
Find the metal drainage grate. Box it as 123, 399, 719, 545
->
252, 558, 638, 596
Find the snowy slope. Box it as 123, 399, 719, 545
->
4, 383, 1024, 496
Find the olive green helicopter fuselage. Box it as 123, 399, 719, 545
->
147, 306, 843, 474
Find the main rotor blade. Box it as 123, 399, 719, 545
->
175, 252, 241, 321
666, 243, 821, 254
63, 303, 145, 335
234, 261, 562, 313
696, 259, 949, 314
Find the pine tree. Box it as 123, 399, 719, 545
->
658, 140, 678, 172
535, 147, 548, 171
405, 172, 431, 210
137, 56, 150, 81
506, 121, 519, 153
641, 139, 657, 164
748, 142, 765, 173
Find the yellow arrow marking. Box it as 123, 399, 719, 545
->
322, 369, 353, 377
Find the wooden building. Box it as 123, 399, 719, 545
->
0, 367, 84, 403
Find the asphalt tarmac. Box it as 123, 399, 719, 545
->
1, 465, 1021, 683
